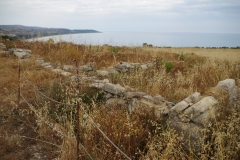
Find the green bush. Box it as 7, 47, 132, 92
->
109, 46, 119, 53
165, 61, 173, 71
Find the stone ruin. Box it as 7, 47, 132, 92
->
4, 47, 240, 152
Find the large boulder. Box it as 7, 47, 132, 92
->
216, 79, 239, 110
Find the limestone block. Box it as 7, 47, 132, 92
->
36, 59, 44, 64
63, 65, 74, 71
216, 79, 236, 94
169, 101, 189, 117
183, 96, 219, 125
96, 70, 109, 76
103, 83, 126, 95
60, 71, 71, 77
140, 64, 148, 70
124, 92, 147, 99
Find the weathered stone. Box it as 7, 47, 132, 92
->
189, 96, 219, 125
146, 62, 154, 68
139, 99, 170, 118
41, 62, 51, 67
124, 92, 147, 99
36, 59, 44, 64
108, 67, 119, 75
89, 83, 104, 88
184, 92, 201, 104
51, 69, 64, 73
103, 83, 126, 95
154, 95, 166, 103
60, 71, 71, 77
93, 79, 109, 84
115, 62, 132, 72
169, 101, 189, 118
143, 95, 154, 102
169, 121, 204, 152
96, 70, 109, 76
130, 63, 141, 66
44, 65, 53, 69
216, 79, 238, 108
79, 65, 92, 72
124, 92, 146, 99
63, 65, 74, 71
192, 92, 201, 103
81, 76, 97, 82
178, 96, 219, 126
127, 98, 140, 112
9, 48, 32, 59
140, 64, 148, 70
70, 75, 78, 81
216, 79, 236, 94
105, 98, 127, 108
105, 93, 113, 99
166, 102, 175, 108
89, 79, 109, 89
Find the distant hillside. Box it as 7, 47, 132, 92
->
0, 25, 100, 39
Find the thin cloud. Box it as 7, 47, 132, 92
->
0, 0, 239, 33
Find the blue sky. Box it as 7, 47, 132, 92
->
0, 0, 240, 33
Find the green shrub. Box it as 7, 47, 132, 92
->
109, 46, 119, 53
165, 61, 173, 71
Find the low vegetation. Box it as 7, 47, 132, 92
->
0, 38, 239, 159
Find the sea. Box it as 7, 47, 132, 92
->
30, 31, 240, 48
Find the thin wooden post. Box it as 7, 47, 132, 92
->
18, 60, 21, 107
73, 59, 80, 160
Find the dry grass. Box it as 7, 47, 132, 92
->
0, 38, 240, 159
147, 47, 240, 62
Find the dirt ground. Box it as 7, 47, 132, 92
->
0, 55, 61, 160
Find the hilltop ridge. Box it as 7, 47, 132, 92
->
0, 25, 100, 39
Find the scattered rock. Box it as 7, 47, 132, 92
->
63, 65, 74, 71
60, 71, 72, 77
89, 79, 109, 89
79, 62, 96, 72
96, 70, 109, 76
124, 92, 146, 99
141, 64, 148, 70
9, 48, 32, 59
103, 83, 126, 95
36, 59, 44, 64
